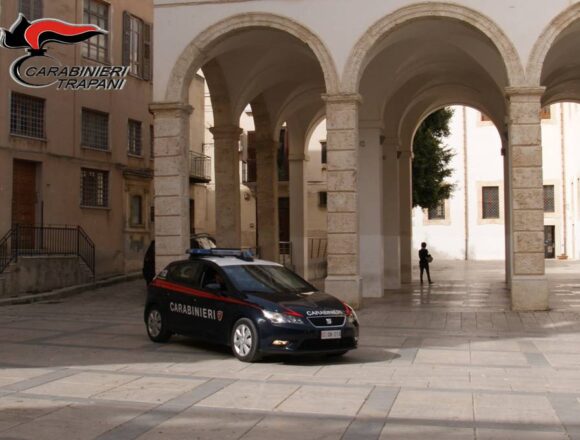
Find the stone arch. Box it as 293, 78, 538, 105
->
527, 3, 580, 86
342, 2, 525, 93
165, 13, 340, 103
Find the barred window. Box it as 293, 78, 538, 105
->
19, 0, 43, 20
320, 141, 327, 164
544, 185, 555, 213
81, 168, 109, 207
318, 191, 327, 207
128, 120, 142, 156
428, 201, 446, 220
82, 0, 109, 63
82, 109, 109, 150
10, 93, 45, 139
482, 186, 500, 219
130, 195, 143, 226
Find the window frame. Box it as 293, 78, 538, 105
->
123, 12, 152, 80
543, 184, 556, 213
19, 0, 43, 20
127, 119, 143, 157
82, 0, 110, 64
481, 186, 500, 220
10, 92, 46, 140
80, 168, 109, 208
81, 108, 109, 151
129, 194, 144, 227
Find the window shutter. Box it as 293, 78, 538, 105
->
34, 0, 43, 19
143, 22, 152, 81
122, 11, 131, 66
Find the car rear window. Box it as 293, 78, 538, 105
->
222, 265, 314, 295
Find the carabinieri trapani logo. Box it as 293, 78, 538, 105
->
0, 14, 129, 90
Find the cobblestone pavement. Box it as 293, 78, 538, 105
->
1, 261, 580, 439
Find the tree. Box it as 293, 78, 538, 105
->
412, 108, 455, 209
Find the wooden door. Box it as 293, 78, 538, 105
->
12, 160, 36, 227
12, 160, 37, 250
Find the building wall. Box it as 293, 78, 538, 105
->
0, 0, 154, 277
412, 104, 580, 261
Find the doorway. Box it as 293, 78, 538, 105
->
544, 225, 556, 259
12, 160, 37, 227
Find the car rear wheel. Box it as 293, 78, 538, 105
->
231, 318, 261, 362
146, 306, 171, 343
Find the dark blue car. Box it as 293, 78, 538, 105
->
144, 249, 359, 362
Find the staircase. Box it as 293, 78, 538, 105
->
0, 225, 95, 298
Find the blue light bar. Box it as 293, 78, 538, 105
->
187, 248, 254, 261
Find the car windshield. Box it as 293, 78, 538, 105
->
222, 265, 315, 295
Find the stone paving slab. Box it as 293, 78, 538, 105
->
1, 261, 580, 438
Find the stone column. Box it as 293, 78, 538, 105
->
383, 138, 401, 289
502, 139, 512, 286
150, 102, 192, 272
505, 87, 548, 311
358, 124, 384, 297
289, 152, 308, 279
210, 125, 243, 248
399, 149, 413, 284
256, 135, 279, 261
323, 94, 361, 308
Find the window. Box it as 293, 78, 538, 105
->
318, 191, 327, 207
128, 120, 142, 156
544, 185, 555, 213
82, 0, 109, 63
10, 93, 45, 139
428, 201, 446, 220
19, 0, 43, 20
130, 195, 143, 226
123, 12, 152, 79
321, 141, 327, 164
82, 109, 109, 150
81, 168, 109, 207
482, 186, 500, 219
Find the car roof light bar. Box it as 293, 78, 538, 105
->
187, 248, 254, 261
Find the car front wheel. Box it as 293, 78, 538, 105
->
231, 318, 261, 362
146, 306, 172, 343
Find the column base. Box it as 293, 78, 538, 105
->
511, 276, 549, 311
324, 275, 362, 309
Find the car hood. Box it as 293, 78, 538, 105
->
244, 290, 346, 316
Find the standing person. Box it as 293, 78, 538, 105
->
419, 242, 433, 284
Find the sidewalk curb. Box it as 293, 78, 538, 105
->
0, 272, 143, 306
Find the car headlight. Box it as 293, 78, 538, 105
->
342, 302, 358, 324
262, 310, 304, 325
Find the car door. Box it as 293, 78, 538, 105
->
164, 261, 204, 335
197, 262, 235, 343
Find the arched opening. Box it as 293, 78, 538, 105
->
153, 16, 335, 276
411, 106, 507, 291
351, 10, 514, 299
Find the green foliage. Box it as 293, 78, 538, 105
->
412, 108, 455, 209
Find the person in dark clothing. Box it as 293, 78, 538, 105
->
418, 242, 433, 284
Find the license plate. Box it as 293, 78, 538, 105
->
321, 330, 341, 340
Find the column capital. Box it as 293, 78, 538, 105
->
505, 86, 546, 98
150, 101, 193, 115
210, 125, 243, 140
322, 93, 363, 105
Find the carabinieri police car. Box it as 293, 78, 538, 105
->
144, 248, 359, 362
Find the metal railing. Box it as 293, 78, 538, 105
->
190, 151, 211, 182
0, 225, 95, 277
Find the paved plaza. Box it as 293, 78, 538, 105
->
0, 261, 580, 439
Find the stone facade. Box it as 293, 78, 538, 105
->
153, 0, 580, 311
